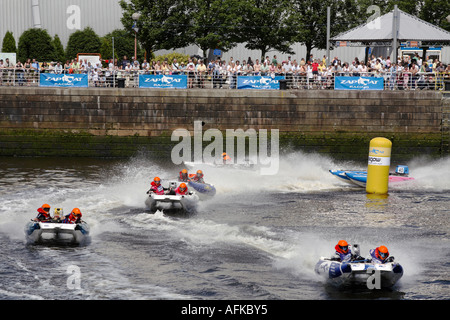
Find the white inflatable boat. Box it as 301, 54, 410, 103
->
145, 181, 199, 216
25, 221, 90, 245
314, 243, 404, 289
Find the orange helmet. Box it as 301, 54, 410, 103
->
181, 169, 188, 174
179, 183, 187, 190
41, 204, 51, 211
196, 170, 203, 176
378, 246, 389, 259
337, 240, 349, 253
71, 208, 81, 216
154, 177, 161, 184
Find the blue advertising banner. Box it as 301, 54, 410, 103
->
237, 76, 285, 90
139, 74, 187, 89
39, 73, 88, 87
334, 76, 384, 90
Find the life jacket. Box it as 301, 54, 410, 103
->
175, 186, 188, 195
369, 248, 389, 264
179, 172, 189, 182
36, 207, 51, 221
191, 174, 204, 183
334, 244, 352, 262
150, 181, 165, 195
63, 213, 81, 224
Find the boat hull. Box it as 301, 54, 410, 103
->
314, 258, 403, 288
330, 170, 414, 188
25, 221, 90, 245
145, 192, 199, 217
188, 181, 216, 198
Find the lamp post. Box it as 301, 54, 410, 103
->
132, 13, 141, 62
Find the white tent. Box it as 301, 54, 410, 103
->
332, 7, 450, 44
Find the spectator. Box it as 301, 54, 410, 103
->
186, 58, 196, 88
154, 60, 162, 75
254, 59, 261, 76
121, 55, 130, 69
161, 60, 170, 75
3, 58, 13, 85
15, 60, 25, 85
171, 59, 180, 75
0, 59, 3, 85
260, 61, 269, 76
196, 59, 207, 88
54, 62, 63, 74
142, 59, 150, 73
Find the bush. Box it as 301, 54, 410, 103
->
152, 52, 190, 65
65, 27, 102, 60
17, 28, 54, 62
52, 34, 65, 63
2, 31, 17, 53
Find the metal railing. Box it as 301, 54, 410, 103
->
1, 67, 449, 91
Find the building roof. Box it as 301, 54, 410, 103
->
332, 8, 450, 43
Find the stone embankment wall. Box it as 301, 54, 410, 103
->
0, 87, 447, 160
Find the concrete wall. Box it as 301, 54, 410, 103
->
0, 87, 447, 160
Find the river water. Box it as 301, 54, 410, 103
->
0, 152, 448, 303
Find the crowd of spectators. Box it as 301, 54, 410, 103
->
1, 52, 449, 89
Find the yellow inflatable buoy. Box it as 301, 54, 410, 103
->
366, 137, 392, 194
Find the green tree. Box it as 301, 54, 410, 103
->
240, 0, 295, 60
1, 31, 17, 53
120, 0, 190, 57
289, 0, 361, 61
52, 34, 65, 63
185, 0, 243, 57
420, 0, 450, 31
100, 29, 144, 62
355, 0, 423, 18
17, 28, 54, 62
65, 27, 102, 60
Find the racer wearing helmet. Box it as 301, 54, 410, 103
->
178, 169, 189, 182
367, 245, 391, 264
34, 204, 51, 222
175, 183, 189, 195
190, 170, 205, 183
222, 152, 231, 163
63, 208, 82, 224
147, 177, 165, 195
331, 240, 353, 262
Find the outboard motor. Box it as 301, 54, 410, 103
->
169, 181, 178, 189
351, 244, 360, 257
395, 165, 409, 176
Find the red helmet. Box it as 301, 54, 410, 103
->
377, 246, 389, 260
71, 208, 81, 216
337, 240, 349, 253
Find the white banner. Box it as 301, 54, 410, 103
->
368, 156, 390, 166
